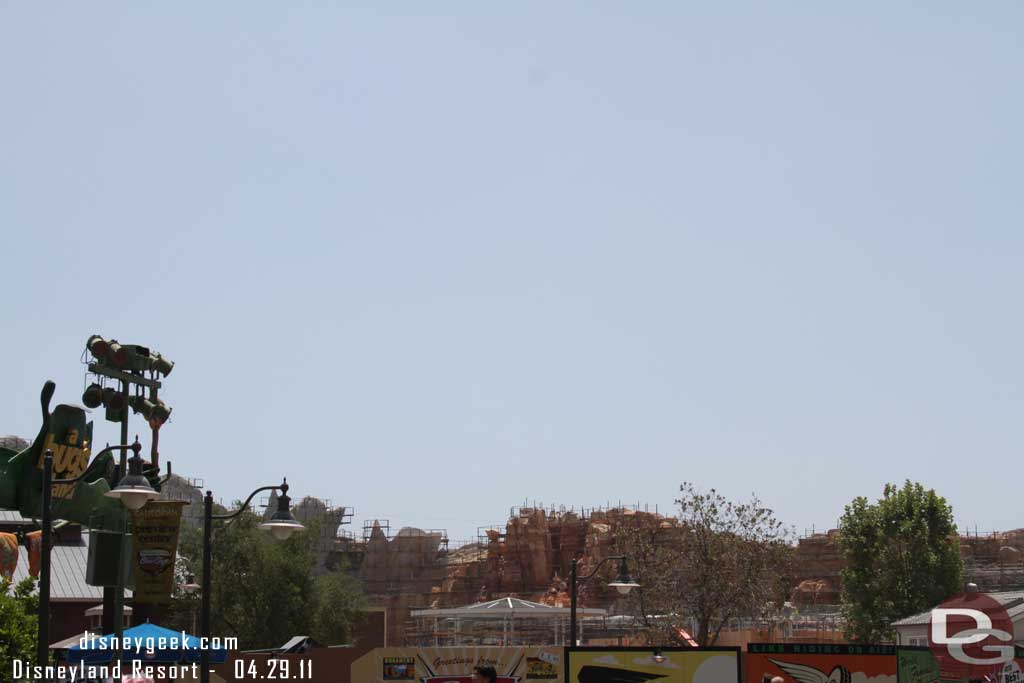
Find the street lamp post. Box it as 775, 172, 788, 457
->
180, 572, 200, 634
104, 439, 161, 676
37, 450, 52, 670
37, 439, 155, 669
200, 479, 305, 683
568, 555, 639, 647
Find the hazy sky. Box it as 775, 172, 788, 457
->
2, 3, 1021, 543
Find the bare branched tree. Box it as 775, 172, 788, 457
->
614, 483, 793, 646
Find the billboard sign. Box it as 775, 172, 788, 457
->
566, 647, 740, 683
352, 647, 562, 683
747, 643, 896, 683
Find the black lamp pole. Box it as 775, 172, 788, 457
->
37, 450, 52, 669
568, 555, 637, 647
200, 480, 302, 683
569, 557, 577, 648
37, 440, 143, 669
200, 491, 213, 683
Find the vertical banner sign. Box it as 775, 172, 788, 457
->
747, 644, 896, 683
566, 647, 740, 683
131, 500, 185, 604
352, 647, 563, 682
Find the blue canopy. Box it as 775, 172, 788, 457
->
67, 622, 228, 665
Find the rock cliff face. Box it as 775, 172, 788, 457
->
791, 530, 843, 605
157, 473, 205, 528
789, 527, 1024, 605
0, 435, 30, 452
346, 508, 1024, 644
264, 492, 349, 575
344, 507, 672, 644
960, 528, 1024, 590
492, 508, 554, 591
475, 507, 666, 606
351, 522, 473, 645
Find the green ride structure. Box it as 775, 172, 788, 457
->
0, 379, 162, 531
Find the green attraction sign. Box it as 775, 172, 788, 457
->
0, 381, 160, 532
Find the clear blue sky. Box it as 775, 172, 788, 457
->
2, 3, 1021, 543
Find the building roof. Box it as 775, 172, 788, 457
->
893, 591, 1024, 627
51, 631, 97, 650
279, 636, 321, 653
9, 531, 132, 600
412, 597, 606, 618
0, 435, 30, 451
84, 603, 133, 616
0, 509, 32, 523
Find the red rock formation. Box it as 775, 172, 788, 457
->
345, 508, 1024, 645
789, 527, 1024, 604
791, 530, 843, 604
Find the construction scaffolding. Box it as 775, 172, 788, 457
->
711, 604, 847, 644
363, 518, 392, 542
962, 529, 1024, 592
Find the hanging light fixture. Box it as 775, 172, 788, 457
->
257, 479, 305, 540
86, 335, 111, 361
104, 439, 159, 511
82, 383, 104, 409
181, 573, 200, 595
607, 556, 640, 595
128, 394, 171, 423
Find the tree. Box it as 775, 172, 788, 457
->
173, 510, 366, 649
309, 566, 366, 645
614, 483, 793, 646
607, 509, 684, 644
0, 577, 38, 676
161, 555, 203, 634
839, 480, 963, 643
176, 508, 319, 649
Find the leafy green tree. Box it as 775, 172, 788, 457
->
839, 480, 963, 643
173, 510, 365, 649
161, 554, 202, 635
608, 509, 687, 644
309, 566, 366, 645
176, 507, 318, 649
0, 577, 39, 677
